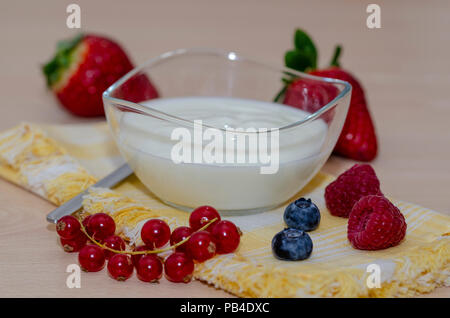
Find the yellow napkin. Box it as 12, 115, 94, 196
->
0, 122, 449, 297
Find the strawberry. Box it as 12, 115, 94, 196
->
310, 66, 377, 161
282, 78, 339, 124
43, 34, 158, 117
277, 29, 378, 161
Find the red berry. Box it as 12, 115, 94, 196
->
103, 235, 126, 259
60, 234, 87, 253
187, 231, 216, 262
310, 67, 378, 161
107, 254, 134, 281
283, 78, 338, 123
170, 226, 193, 253
164, 252, 194, 283
141, 219, 171, 248
78, 245, 105, 272
348, 195, 407, 250
43, 34, 159, 117
136, 255, 163, 283
131, 245, 153, 266
189, 206, 221, 231
324, 164, 382, 217
211, 220, 241, 254
56, 215, 81, 239
87, 213, 116, 241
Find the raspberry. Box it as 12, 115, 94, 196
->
347, 195, 406, 250
324, 164, 382, 217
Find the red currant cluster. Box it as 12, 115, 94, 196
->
55, 205, 241, 283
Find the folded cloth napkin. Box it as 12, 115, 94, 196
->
0, 122, 449, 297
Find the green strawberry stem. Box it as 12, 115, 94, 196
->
285, 29, 317, 72
273, 73, 300, 102
273, 29, 318, 102
329, 45, 342, 67
273, 29, 344, 103
42, 33, 84, 87
273, 85, 287, 103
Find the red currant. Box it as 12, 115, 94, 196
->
78, 245, 105, 272
87, 213, 116, 241
131, 245, 153, 266
211, 220, 241, 254
56, 215, 81, 239
107, 254, 134, 281
164, 252, 194, 283
103, 235, 126, 259
170, 226, 193, 253
136, 255, 163, 283
141, 219, 171, 248
187, 231, 216, 262
60, 234, 87, 253
189, 206, 221, 231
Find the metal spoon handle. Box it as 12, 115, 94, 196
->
46, 163, 133, 223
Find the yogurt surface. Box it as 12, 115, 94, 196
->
116, 96, 329, 212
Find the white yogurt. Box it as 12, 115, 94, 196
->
116, 96, 328, 212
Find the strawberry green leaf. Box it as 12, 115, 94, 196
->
294, 29, 317, 69
330, 45, 342, 67
57, 33, 83, 52
275, 29, 319, 103
273, 72, 297, 103
285, 50, 314, 72
273, 85, 288, 103
42, 33, 84, 87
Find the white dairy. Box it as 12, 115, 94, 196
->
116, 96, 329, 212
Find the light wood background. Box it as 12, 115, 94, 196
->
0, 0, 448, 297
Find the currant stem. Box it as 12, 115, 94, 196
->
77, 216, 218, 255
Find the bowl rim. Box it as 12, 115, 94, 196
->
102, 47, 352, 132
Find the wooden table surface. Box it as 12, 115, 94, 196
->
0, 0, 448, 297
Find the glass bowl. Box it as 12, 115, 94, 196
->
103, 48, 351, 214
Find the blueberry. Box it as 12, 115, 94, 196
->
283, 198, 320, 231
271, 228, 313, 261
